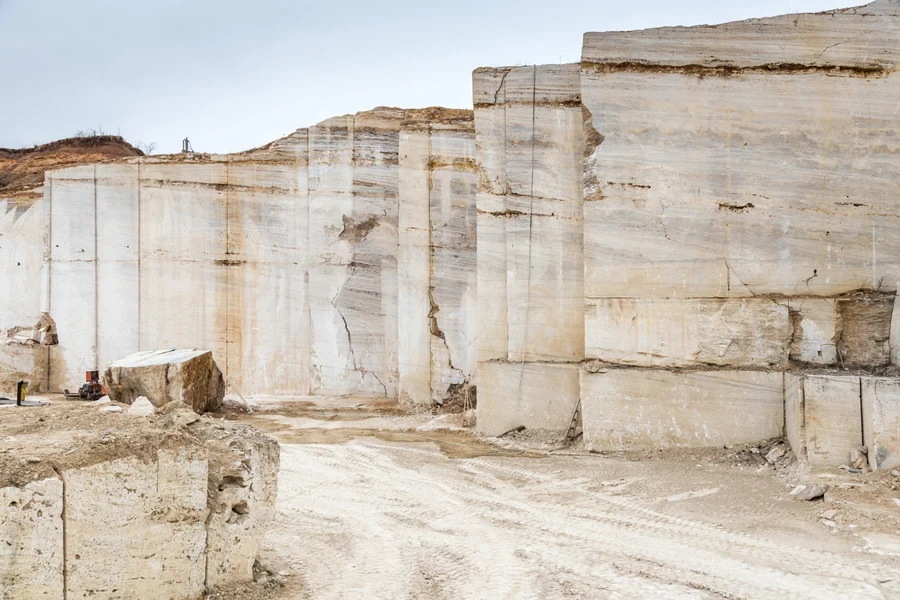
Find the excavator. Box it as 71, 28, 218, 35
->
64, 370, 105, 401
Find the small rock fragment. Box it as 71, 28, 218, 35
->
750, 447, 760, 455
820, 519, 836, 528
172, 411, 200, 428
891, 470, 900, 478
791, 484, 828, 501
127, 396, 156, 417
850, 446, 868, 470
93, 396, 110, 405
820, 509, 838, 520
100, 406, 122, 413
893, 499, 900, 508
25, 456, 41, 464
766, 446, 786, 463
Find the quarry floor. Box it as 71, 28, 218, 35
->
224, 396, 900, 600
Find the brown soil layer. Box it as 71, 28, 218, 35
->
0, 136, 142, 199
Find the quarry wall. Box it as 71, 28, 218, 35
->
33, 108, 476, 405
3, 1, 899, 466
474, 1, 900, 468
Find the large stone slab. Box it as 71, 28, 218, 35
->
582, 369, 784, 451
585, 298, 790, 368
862, 377, 900, 470
102, 348, 226, 413
804, 375, 863, 467
0, 478, 64, 599
63, 448, 210, 599
788, 299, 838, 366
476, 361, 580, 436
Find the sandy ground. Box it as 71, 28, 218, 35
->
220, 396, 900, 600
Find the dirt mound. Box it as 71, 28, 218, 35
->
0, 135, 143, 200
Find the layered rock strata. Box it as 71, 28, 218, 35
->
0, 402, 279, 599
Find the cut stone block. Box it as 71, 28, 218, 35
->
0, 478, 64, 598
476, 361, 580, 436
785, 373, 806, 461
862, 377, 900, 471
804, 375, 862, 467
584, 298, 790, 368
102, 348, 226, 413
582, 369, 784, 451
63, 448, 209, 599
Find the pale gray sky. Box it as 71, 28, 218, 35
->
0, 0, 853, 154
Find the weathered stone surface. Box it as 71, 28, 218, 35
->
582, 370, 784, 451
804, 375, 863, 467
836, 293, 894, 368
63, 448, 210, 599
585, 298, 790, 367
102, 348, 226, 413
0, 478, 63, 599
0, 343, 48, 393
202, 416, 281, 587
788, 299, 838, 366
785, 373, 806, 462
582, 1, 900, 300
0, 402, 279, 599
582, 1, 900, 70
476, 362, 580, 436
862, 377, 900, 470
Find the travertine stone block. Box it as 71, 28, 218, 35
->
63, 449, 209, 599
201, 416, 281, 588
476, 362, 580, 436
585, 298, 790, 368
861, 377, 900, 470
102, 348, 226, 413
582, 370, 784, 450
0, 478, 63, 599
804, 375, 863, 467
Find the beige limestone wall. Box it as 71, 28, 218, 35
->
473, 64, 585, 435
576, 1, 900, 451
42, 109, 476, 403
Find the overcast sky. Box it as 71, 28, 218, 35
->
0, 0, 853, 154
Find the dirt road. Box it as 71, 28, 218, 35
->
240, 399, 900, 600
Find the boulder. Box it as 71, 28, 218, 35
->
102, 349, 226, 414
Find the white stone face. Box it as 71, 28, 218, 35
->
37, 112, 476, 400
582, 2, 900, 69
582, 370, 784, 451
803, 375, 863, 467
0, 196, 45, 337
63, 449, 210, 599
476, 361, 580, 436
861, 377, 900, 470
787, 299, 838, 365
581, 69, 900, 299
585, 298, 790, 368
0, 478, 63, 599
784, 373, 806, 462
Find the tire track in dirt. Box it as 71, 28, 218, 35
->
264, 440, 900, 600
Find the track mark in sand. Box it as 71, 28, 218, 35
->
265, 440, 900, 600
662, 488, 721, 503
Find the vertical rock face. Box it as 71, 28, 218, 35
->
473, 64, 585, 434
102, 348, 226, 413
41, 109, 477, 402
398, 110, 477, 407
861, 377, 900, 470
